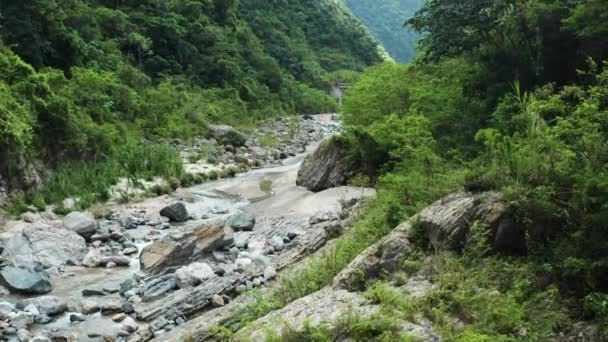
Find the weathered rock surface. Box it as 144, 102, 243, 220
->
0, 266, 52, 294
418, 191, 525, 254
296, 138, 353, 192
175, 262, 215, 288
206, 124, 247, 147
140, 224, 225, 274
334, 220, 414, 291
63, 211, 97, 239
1, 223, 87, 268
233, 287, 379, 340
159, 202, 189, 222
19, 296, 67, 316
226, 209, 255, 231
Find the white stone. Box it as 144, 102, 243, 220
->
175, 262, 215, 288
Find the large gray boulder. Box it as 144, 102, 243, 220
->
2, 223, 87, 268
0, 266, 52, 294
296, 138, 353, 192
206, 124, 247, 147
160, 202, 189, 223
63, 211, 97, 239
140, 224, 225, 274
19, 296, 67, 316
418, 191, 525, 255
226, 210, 255, 231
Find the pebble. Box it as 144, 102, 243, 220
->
210, 294, 224, 307
69, 313, 87, 322
80, 300, 100, 314
112, 313, 127, 322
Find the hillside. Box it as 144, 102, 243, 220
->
345, 0, 424, 62
0, 0, 382, 200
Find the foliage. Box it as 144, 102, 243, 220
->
0, 0, 382, 196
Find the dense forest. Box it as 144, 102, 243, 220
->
345, 0, 424, 62
1, 0, 608, 341
0, 0, 382, 200
327, 0, 608, 339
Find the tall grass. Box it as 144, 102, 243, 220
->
9, 142, 184, 214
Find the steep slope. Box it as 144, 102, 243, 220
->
345, 0, 424, 62
0, 0, 382, 198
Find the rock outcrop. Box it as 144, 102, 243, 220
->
418, 191, 525, 255
296, 138, 354, 192
140, 224, 226, 274
333, 220, 414, 291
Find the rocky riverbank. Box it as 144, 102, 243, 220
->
0, 115, 377, 341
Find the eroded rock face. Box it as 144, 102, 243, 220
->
296, 138, 353, 192
418, 191, 525, 255
2, 222, 87, 268
333, 221, 413, 291
140, 224, 225, 274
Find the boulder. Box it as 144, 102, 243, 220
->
334, 221, 413, 291
175, 262, 215, 288
226, 210, 255, 231
418, 191, 525, 254
160, 202, 189, 223
140, 224, 225, 274
206, 124, 247, 147
1, 222, 87, 268
296, 138, 354, 192
63, 212, 97, 239
82, 249, 102, 268
0, 267, 52, 294
19, 296, 67, 316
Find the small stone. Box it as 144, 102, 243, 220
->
80, 300, 99, 314
112, 313, 127, 322
23, 304, 39, 316
122, 316, 138, 333
34, 314, 52, 324
17, 328, 31, 342
70, 313, 87, 322
0, 302, 15, 319
235, 258, 252, 271
270, 236, 284, 251
106, 261, 117, 268
31, 336, 51, 342
263, 266, 277, 281
100, 302, 122, 315
287, 232, 298, 240
123, 247, 138, 255
82, 250, 102, 268
82, 288, 105, 297
253, 278, 262, 287
121, 302, 135, 314
10, 312, 33, 330
246, 280, 253, 290
210, 294, 224, 307
236, 285, 246, 293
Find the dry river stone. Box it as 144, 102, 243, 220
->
0, 266, 52, 294
160, 202, 189, 222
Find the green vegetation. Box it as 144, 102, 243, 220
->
345, 0, 424, 62
0, 0, 382, 211
214, 0, 608, 339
